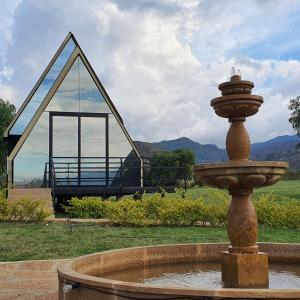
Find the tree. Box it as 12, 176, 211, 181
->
288, 96, 300, 136
148, 149, 195, 187
173, 149, 195, 180
0, 99, 16, 183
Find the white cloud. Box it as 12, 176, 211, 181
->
0, 0, 299, 146
0, 83, 18, 102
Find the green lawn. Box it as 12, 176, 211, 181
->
187, 180, 300, 200
253, 180, 300, 199
0, 223, 299, 262
0, 180, 299, 262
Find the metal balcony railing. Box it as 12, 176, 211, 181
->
43, 156, 189, 196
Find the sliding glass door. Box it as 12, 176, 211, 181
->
49, 112, 108, 186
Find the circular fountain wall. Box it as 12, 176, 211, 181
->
58, 243, 300, 299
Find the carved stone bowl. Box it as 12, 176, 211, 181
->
193, 161, 288, 191
211, 94, 263, 119
218, 78, 254, 96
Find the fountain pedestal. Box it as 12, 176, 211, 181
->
193, 73, 288, 288
222, 189, 268, 288
221, 251, 269, 288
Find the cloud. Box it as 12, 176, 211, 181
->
0, 0, 21, 57
0, 83, 18, 102
0, 0, 300, 146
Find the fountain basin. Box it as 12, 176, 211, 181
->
58, 243, 300, 299
193, 161, 288, 190
211, 94, 263, 119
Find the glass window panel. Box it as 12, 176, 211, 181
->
10, 38, 76, 135
46, 57, 80, 112
52, 116, 78, 186
81, 117, 106, 157
13, 112, 49, 187
78, 58, 110, 113
9, 101, 41, 135
81, 117, 106, 185
109, 115, 134, 158
52, 116, 78, 157
46, 39, 76, 82
108, 114, 140, 187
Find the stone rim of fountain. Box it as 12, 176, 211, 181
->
57, 243, 300, 299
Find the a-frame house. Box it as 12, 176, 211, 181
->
4, 33, 143, 198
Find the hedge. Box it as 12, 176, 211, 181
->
65, 189, 300, 228
0, 192, 52, 222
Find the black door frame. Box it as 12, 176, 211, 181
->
49, 111, 109, 186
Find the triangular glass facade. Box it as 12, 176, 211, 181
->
45, 57, 111, 113
10, 35, 140, 188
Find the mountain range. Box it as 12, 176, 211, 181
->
134, 135, 300, 170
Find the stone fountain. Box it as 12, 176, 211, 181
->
193, 72, 288, 288
57, 73, 300, 300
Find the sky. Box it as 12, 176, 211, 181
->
0, 0, 300, 147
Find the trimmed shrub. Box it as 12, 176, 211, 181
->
64, 197, 105, 219
0, 196, 51, 222
200, 189, 229, 226
158, 198, 204, 225
63, 188, 300, 228
141, 192, 163, 222
253, 194, 300, 228
105, 199, 146, 226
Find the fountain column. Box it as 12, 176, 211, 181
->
193, 73, 288, 288
220, 75, 269, 288
225, 97, 259, 255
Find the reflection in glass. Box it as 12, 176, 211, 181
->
13, 113, 49, 187
81, 117, 106, 185
81, 117, 105, 157
108, 115, 140, 187
10, 38, 76, 135
9, 101, 42, 135
52, 116, 78, 186
109, 115, 133, 158
52, 116, 78, 157
78, 58, 110, 113
46, 57, 80, 112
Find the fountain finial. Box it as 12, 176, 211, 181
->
231, 66, 236, 76
230, 67, 241, 82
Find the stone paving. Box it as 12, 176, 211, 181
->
46, 217, 111, 225
0, 259, 68, 300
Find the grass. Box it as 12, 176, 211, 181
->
187, 180, 300, 200
253, 180, 300, 200
0, 223, 299, 262
0, 180, 299, 262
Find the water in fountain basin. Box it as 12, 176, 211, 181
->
100, 262, 300, 289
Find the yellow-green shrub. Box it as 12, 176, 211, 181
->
64, 197, 105, 218
196, 189, 229, 226
158, 198, 204, 225
0, 197, 10, 221
253, 194, 300, 228
63, 189, 299, 228
0, 196, 51, 222
105, 199, 146, 226
141, 192, 168, 222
